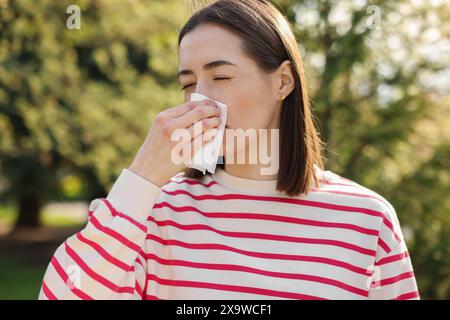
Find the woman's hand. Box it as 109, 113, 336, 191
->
128, 99, 222, 187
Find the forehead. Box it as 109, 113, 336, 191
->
178, 23, 244, 66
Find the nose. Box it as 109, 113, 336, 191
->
194, 83, 212, 100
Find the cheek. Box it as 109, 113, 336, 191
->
226, 81, 277, 129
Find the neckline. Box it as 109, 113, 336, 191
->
212, 164, 324, 195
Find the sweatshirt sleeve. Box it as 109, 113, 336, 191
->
367, 202, 420, 300
38, 168, 162, 300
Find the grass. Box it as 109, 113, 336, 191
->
0, 204, 87, 227
0, 206, 15, 225
0, 257, 47, 300
0, 204, 87, 299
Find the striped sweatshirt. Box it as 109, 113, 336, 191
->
38, 165, 420, 300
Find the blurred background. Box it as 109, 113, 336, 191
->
0, 0, 448, 299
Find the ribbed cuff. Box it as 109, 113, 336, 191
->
106, 168, 162, 224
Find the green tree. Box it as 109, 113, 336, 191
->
0, 0, 189, 228
0, 0, 448, 299
276, 0, 450, 299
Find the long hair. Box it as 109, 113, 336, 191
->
178, 0, 325, 196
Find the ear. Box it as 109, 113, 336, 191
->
275, 60, 295, 101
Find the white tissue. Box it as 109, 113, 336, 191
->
186, 92, 227, 174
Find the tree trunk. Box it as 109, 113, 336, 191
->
14, 193, 42, 229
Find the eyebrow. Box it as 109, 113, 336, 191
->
177, 60, 237, 79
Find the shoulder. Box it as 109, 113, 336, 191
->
319, 170, 394, 212
157, 172, 217, 196
318, 169, 405, 248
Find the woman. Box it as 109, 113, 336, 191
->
39, 0, 419, 300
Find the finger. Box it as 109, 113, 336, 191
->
185, 116, 222, 141
191, 127, 220, 161
176, 102, 221, 128
162, 99, 218, 119
179, 127, 220, 163
160, 102, 196, 119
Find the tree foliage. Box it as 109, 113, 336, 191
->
0, 0, 448, 299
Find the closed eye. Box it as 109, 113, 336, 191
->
180, 77, 231, 91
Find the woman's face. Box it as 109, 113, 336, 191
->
178, 23, 285, 158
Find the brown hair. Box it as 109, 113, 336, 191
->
178, 0, 325, 196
